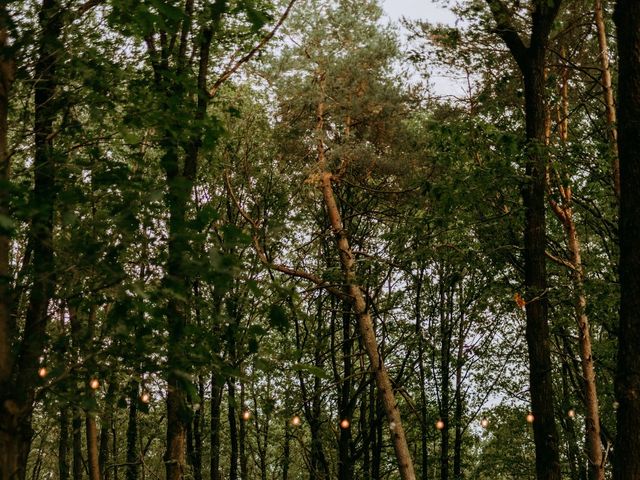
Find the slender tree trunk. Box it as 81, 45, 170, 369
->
453, 293, 466, 480
86, 414, 101, 480
73, 409, 84, 480
60, 408, 71, 480
100, 382, 116, 480
210, 378, 222, 480
228, 379, 239, 480
126, 381, 139, 480
613, 2, 640, 479
548, 61, 605, 480
239, 381, 248, 480
282, 421, 290, 480
338, 307, 354, 480
594, 0, 619, 197
439, 281, 450, 480
315, 77, 416, 480
415, 269, 429, 480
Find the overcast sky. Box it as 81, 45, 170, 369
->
381, 0, 456, 25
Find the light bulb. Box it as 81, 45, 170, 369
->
480, 417, 489, 428
38, 367, 47, 378
89, 378, 100, 390
140, 393, 150, 404
389, 421, 396, 431
291, 415, 301, 426
567, 409, 575, 419
340, 419, 350, 429
242, 410, 251, 421
526, 413, 535, 423
435, 419, 445, 430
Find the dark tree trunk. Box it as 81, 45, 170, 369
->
614, 2, 640, 479
126, 381, 139, 480
59, 408, 71, 480
239, 381, 248, 480
99, 382, 116, 480
210, 378, 222, 480
485, 2, 563, 479
439, 281, 451, 480
0, 1, 62, 477
282, 421, 290, 480
73, 409, 84, 480
228, 379, 239, 480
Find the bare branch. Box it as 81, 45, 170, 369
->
209, 0, 297, 97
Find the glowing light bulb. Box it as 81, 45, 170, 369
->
340, 419, 350, 429
140, 393, 150, 404
242, 410, 251, 421
389, 421, 396, 431
89, 378, 100, 390
567, 409, 575, 419
613, 401, 620, 410
38, 367, 48, 378
435, 419, 445, 430
291, 415, 301, 426
480, 417, 489, 428
526, 413, 535, 423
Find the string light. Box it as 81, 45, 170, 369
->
435, 419, 445, 430
340, 419, 350, 429
242, 410, 251, 421
89, 378, 100, 390
140, 392, 150, 404
567, 409, 575, 419
38, 367, 48, 378
291, 415, 301, 426
526, 413, 535, 423
480, 417, 489, 428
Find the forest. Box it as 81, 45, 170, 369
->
1, 0, 640, 479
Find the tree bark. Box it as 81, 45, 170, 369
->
485, 2, 563, 479
0, 1, 62, 477
126, 381, 139, 480
594, 0, 619, 197
73, 409, 84, 480
315, 89, 416, 480
59, 408, 71, 480
613, 2, 640, 479
210, 378, 222, 480
86, 414, 101, 480
228, 379, 239, 480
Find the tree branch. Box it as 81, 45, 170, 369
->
485, 0, 528, 70
209, 0, 297, 97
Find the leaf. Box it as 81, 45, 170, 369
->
292, 363, 331, 380
268, 304, 289, 332
513, 293, 526, 310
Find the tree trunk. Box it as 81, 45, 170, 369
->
453, 292, 466, 480
485, 3, 563, 478
228, 379, 239, 480
126, 381, 139, 480
73, 409, 84, 480
86, 414, 101, 480
315, 89, 416, 479
338, 307, 354, 480
210, 378, 222, 480
548, 60, 605, 480
594, 0, 619, 197
0, 1, 62, 477
59, 408, 71, 480
439, 281, 450, 480
613, 2, 640, 479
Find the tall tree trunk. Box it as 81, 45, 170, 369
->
594, 0, 619, 197
453, 292, 466, 480
73, 409, 84, 480
439, 281, 451, 480
0, 1, 62, 477
100, 382, 116, 480
282, 421, 291, 480
228, 379, 239, 480
126, 381, 139, 480
485, 3, 563, 478
315, 77, 416, 480
59, 408, 71, 480
239, 380, 248, 480
210, 378, 222, 480
86, 414, 101, 480
613, 2, 640, 479
548, 61, 605, 480
338, 307, 354, 480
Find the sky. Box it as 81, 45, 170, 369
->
380, 0, 465, 98
381, 0, 457, 25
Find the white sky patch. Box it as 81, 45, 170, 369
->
381, 0, 469, 99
